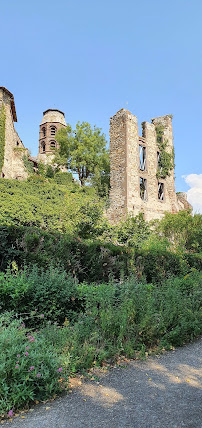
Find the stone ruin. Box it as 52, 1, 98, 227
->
0, 88, 192, 221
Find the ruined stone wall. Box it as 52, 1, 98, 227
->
0, 88, 28, 180
108, 109, 181, 223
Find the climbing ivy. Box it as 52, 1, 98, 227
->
0, 103, 5, 173
156, 124, 175, 179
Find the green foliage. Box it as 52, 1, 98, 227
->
155, 124, 175, 179
65, 270, 202, 370
115, 213, 150, 247
55, 122, 109, 188
23, 155, 34, 175
155, 211, 202, 252
0, 313, 65, 415
0, 266, 81, 324
0, 179, 104, 235
0, 103, 5, 173
0, 268, 201, 413
54, 171, 74, 185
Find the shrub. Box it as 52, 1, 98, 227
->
0, 266, 81, 325
0, 313, 65, 415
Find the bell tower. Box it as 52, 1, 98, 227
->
38, 109, 66, 157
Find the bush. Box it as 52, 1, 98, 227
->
0, 313, 65, 415
61, 270, 202, 370
0, 266, 81, 325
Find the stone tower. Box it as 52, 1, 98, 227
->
38, 109, 67, 163
0, 87, 28, 179
108, 109, 185, 223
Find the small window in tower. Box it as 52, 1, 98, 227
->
140, 177, 147, 201
50, 141, 56, 149
158, 182, 164, 201
139, 145, 146, 171
16, 141, 19, 146
42, 127, 46, 137
42, 142, 46, 152
50, 126, 56, 136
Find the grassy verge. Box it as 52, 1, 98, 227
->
0, 268, 201, 417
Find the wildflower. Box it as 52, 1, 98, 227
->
21, 323, 25, 328
15, 365, 19, 369
25, 352, 29, 356
17, 354, 20, 358
28, 335, 35, 342
29, 366, 35, 371
16, 361, 19, 364
57, 368, 62, 372
40, 314, 44, 318
26, 346, 30, 350
36, 373, 41, 378
8, 410, 14, 418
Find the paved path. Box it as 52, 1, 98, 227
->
4, 339, 202, 428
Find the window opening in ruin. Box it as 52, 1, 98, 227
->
140, 177, 147, 201
42, 142, 46, 152
42, 127, 46, 137
50, 141, 56, 149
139, 145, 146, 171
50, 126, 56, 136
16, 141, 19, 146
158, 182, 164, 201
157, 151, 162, 173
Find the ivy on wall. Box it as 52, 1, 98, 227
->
155, 124, 175, 179
0, 103, 5, 173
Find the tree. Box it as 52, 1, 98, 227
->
55, 122, 109, 188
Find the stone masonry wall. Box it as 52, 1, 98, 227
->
0, 88, 28, 180
108, 109, 181, 223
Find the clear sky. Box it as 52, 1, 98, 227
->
1, 0, 202, 211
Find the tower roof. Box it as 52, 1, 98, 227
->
0, 87, 17, 122
40, 109, 66, 126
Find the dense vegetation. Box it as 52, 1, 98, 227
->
0, 176, 201, 418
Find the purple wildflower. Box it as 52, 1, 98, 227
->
29, 366, 35, 371
15, 365, 19, 369
36, 373, 41, 378
40, 314, 44, 318
28, 335, 35, 342
57, 368, 62, 372
25, 352, 29, 356
26, 346, 30, 350
8, 410, 14, 418
17, 354, 20, 358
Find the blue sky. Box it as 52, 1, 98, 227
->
1, 0, 202, 210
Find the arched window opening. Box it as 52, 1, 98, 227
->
16, 141, 19, 146
50, 126, 56, 136
50, 141, 56, 149
41, 142, 46, 152
42, 127, 46, 137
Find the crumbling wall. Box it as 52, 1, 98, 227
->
0, 88, 28, 180
108, 109, 183, 223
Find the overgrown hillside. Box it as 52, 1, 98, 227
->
0, 175, 201, 417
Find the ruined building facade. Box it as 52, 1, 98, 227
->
108, 109, 191, 222
0, 87, 28, 180
0, 87, 191, 222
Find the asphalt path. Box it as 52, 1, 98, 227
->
4, 338, 202, 428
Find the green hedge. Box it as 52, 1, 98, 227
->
0, 225, 195, 284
